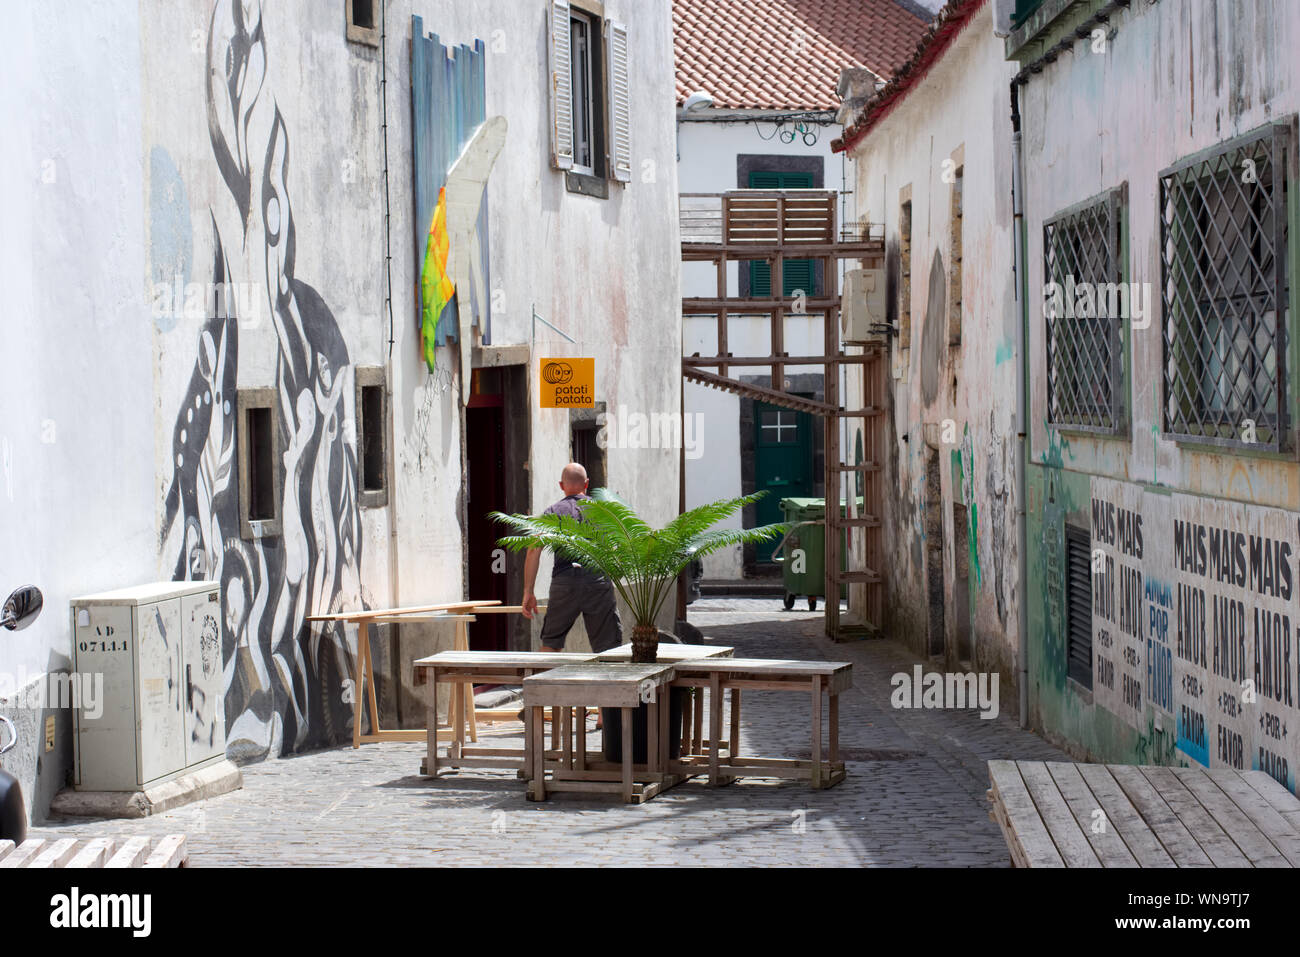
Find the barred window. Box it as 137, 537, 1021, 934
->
1043, 186, 1126, 433
1160, 123, 1291, 450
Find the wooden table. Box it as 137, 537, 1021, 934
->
415, 644, 734, 784
669, 658, 852, 788
523, 662, 679, 803
307, 600, 543, 747
988, 760, 1300, 867
414, 650, 592, 777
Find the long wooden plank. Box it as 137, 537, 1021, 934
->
596, 643, 733, 661
28, 838, 80, 869
987, 761, 1065, 867
1019, 762, 1102, 867
105, 836, 152, 869
143, 835, 188, 868
1108, 765, 1213, 867
366, 614, 477, 623
1044, 762, 1137, 867
306, 599, 501, 622
1238, 770, 1300, 816
415, 651, 594, 669
1171, 767, 1288, 867
672, 658, 851, 676
1142, 767, 1251, 867
65, 838, 116, 868
1076, 764, 1176, 867
1203, 770, 1300, 865
0, 839, 46, 868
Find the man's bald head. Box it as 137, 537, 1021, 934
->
559, 463, 588, 495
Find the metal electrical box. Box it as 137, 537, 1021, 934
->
69, 582, 226, 792
841, 268, 888, 343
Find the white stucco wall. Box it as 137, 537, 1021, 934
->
678, 115, 852, 578
2, 0, 681, 811
0, 1, 152, 679
0, 0, 152, 825
845, 3, 1023, 686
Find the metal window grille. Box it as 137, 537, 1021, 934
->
1065, 524, 1092, 690
1160, 123, 1291, 450
1043, 187, 1125, 433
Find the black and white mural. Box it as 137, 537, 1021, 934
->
158, 0, 367, 758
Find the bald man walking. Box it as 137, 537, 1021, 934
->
521, 463, 623, 655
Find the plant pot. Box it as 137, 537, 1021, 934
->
602, 687, 686, 764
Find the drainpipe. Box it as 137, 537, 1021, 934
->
1010, 78, 1029, 729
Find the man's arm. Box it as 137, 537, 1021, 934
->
521, 547, 541, 618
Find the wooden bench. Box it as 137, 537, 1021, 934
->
669, 658, 852, 789
522, 662, 681, 804
988, 759, 1300, 867
0, 835, 187, 868
414, 650, 592, 777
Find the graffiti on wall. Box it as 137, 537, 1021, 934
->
1089, 477, 1299, 793
158, 0, 366, 759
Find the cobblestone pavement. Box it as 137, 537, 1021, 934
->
33, 599, 1070, 866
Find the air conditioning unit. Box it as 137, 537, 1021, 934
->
841, 268, 888, 343
69, 582, 227, 791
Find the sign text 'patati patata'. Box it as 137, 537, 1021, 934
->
539, 357, 594, 408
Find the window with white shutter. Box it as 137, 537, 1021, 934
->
549, 0, 574, 170
605, 19, 631, 184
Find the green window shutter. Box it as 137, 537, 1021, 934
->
748, 170, 815, 298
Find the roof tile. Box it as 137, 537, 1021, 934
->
673, 0, 931, 110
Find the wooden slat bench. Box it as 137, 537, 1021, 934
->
669, 658, 852, 789
0, 835, 187, 868
988, 759, 1300, 867
522, 662, 681, 803
414, 651, 592, 777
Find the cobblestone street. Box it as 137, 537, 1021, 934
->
34, 600, 1069, 866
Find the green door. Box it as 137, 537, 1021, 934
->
754, 399, 814, 563
748, 170, 815, 298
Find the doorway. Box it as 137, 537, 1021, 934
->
924, 447, 945, 656
753, 398, 814, 563
466, 365, 529, 651
952, 502, 972, 668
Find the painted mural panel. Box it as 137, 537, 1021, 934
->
411, 16, 493, 361
1088, 476, 1299, 794
157, 0, 367, 760
1088, 477, 1148, 730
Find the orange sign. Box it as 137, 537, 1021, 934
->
539, 357, 595, 408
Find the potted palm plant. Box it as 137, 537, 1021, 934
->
492, 489, 786, 663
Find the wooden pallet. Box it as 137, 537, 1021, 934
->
989, 759, 1300, 868
0, 835, 187, 868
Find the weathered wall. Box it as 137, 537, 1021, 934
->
2, 0, 680, 817
0, 0, 152, 824
1020, 0, 1300, 791
846, 3, 1022, 708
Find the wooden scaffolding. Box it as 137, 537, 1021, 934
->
680, 190, 887, 639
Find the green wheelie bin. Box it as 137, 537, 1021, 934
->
773, 497, 863, 610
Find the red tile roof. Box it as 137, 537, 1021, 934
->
673, 0, 933, 111
832, 0, 987, 152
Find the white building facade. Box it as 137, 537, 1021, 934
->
0, 0, 680, 822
